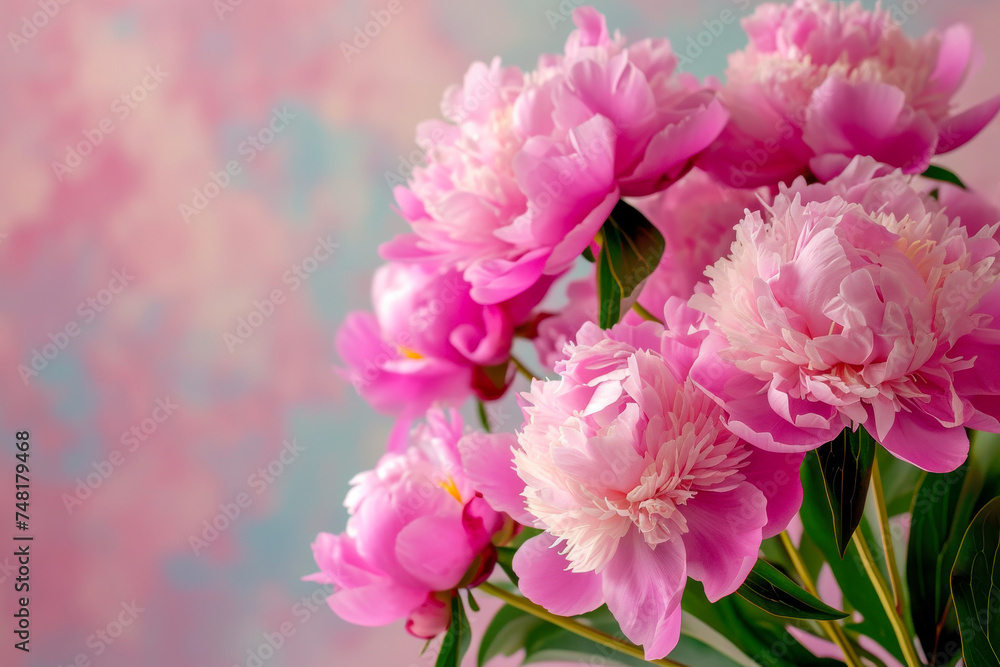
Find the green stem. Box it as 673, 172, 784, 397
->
871, 457, 904, 614
478, 582, 689, 667
509, 354, 540, 382
631, 301, 663, 324
852, 532, 923, 667
778, 533, 865, 667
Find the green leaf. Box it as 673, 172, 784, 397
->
477, 604, 543, 667
436, 594, 471, 667
596, 199, 665, 329
582, 244, 596, 263
678, 613, 760, 667
875, 448, 924, 517
813, 427, 877, 557
951, 497, 1000, 666
736, 559, 849, 621
682, 580, 843, 667
597, 244, 623, 328
922, 165, 967, 189
906, 462, 972, 666
800, 453, 905, 663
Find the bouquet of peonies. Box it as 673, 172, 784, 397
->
308, 3, 1000, 666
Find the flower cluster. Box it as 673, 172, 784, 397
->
314, 3, 1000, 664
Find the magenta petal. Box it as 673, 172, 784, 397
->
937, 94, 1000, 154
328, 581, 427, 628
459, 432, 534, 524
465, 249, 550, 305
622, 94, 729, 196
395, 515, 474, 591
379, 233, 434, 262
681, 483, 766, 601
804, 79, 938, 172
742, 449, 805, 538
462, 494, 505, 554
406, 593, 451, 639
877, 409, 970, 473
603, 530, 686, 659
545, 187, 619, 271
449, 304, 513, 367
513, 534, 604, 616
929, 24, 974, 99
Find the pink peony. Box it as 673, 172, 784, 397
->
466, 308, 804, 659
305, 409, 508, 638
700, 0, 1000, 187
336, 262, 549, 422
691, 157, 1000, 473
382, 7, 728, 305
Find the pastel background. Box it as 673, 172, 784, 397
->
0, 1, 997, 666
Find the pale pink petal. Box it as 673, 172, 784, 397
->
513, 534, 605, 616
603, 530, 686, 660
459, 432, 534, 525
681, 483, 766, 601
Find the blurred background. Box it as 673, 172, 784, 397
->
0, 0, 997, 665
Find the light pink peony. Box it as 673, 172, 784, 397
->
691, 157, 1000, 473
305, 409, 508, 638
337, 262, 549, 422
700, 0, 1000, 187
466, 308, 804, 659
382, 7, 728, 305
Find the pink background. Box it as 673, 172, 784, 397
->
1, 1, 997, 666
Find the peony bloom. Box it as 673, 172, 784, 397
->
466, 309, 804, 659
691, 157, 1000, 473
336, 262, 549, 423
700, 0, 1000, 187
305, 409, 509, 638
382, 7, 727, 306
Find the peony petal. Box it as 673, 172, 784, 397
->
513, 534, 605, 616
621, 93, 729, 195
328, 581, 427, 628
603, 530, 686, 659
465, 249, 550, 306
804, 79, 938, 173
937, 94, 1000, 154
681, 482, 766, 601
395, 515, 475, 591
741, 449, 805, 538
458, 432, 534, 524
877, 408, 970, 473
